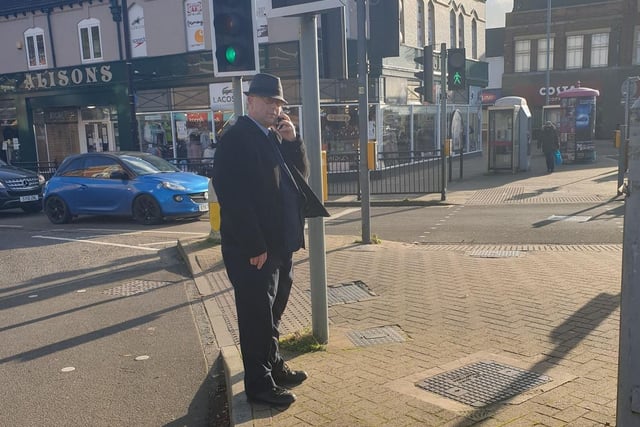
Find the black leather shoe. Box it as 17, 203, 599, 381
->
272, 363, 308, 387
247, 386, 296, 406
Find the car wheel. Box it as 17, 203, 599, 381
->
45, 196, 71, 224
22, 203, 43, 214
132, 194, 163, 225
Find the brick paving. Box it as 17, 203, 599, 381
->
179, 141, 624, 426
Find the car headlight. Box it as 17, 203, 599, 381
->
161, 181, 187, 191
0, 181, 5, 189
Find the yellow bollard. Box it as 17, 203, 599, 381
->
367, 141, 377, 170
321, 150, 328, 201
208, 179, 220, 232
444, 138, 452, 156
614, 130, 621, 148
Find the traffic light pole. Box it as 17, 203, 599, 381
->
440, 44, 447, 201
357, 0, 371, 244
300, 13, 329, 344
232, 76, 244, 117
617, 98, 640, 424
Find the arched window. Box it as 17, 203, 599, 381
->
78, 18, 103, 62
450, 10, 456, 48
417, 0, 425, 47
458, 13, 464, 49
24, 27, 47, 69
471, 19, 477, 59
427, 1, 435, 46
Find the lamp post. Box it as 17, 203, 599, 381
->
121, 0, 139, 149
545, 0, 551, 105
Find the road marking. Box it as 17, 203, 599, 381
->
327, 208, 360, 221
77, 228, 207, 236
32, 235, 160, 251
546, 215, 591, 222
0, 225, 22, 229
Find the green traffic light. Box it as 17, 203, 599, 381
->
225, 46, 237, 64
453, 72, 462, 86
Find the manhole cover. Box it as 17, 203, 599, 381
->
102, 280, 172, 297
467, 249, 523, 258
415, 361, 551, 407
325, 280, 376, 306
346, 325, 406, 347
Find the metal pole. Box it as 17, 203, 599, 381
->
121, 0, 139, 149
545, 0, 551, 106
232, 76, 244, 117
357, 0, 371, 243
617, 98, 640, 424
440, 43, 447, 201
300, 14, 329, 344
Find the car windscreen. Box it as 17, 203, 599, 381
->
120, 154, 180, 175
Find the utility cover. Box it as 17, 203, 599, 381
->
416, 361, 551, 407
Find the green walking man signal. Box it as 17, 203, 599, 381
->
447, 48, 466, 90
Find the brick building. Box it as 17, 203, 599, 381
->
502, 0, 640, 137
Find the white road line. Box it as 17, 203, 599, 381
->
77, 228, 207, 236
0, 225, 22, 229
327, 208, 360, 221
32, 235, 160, 251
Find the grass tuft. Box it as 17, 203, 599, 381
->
279, 328, 326, 353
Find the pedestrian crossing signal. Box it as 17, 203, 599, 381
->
447, 48, 466, 90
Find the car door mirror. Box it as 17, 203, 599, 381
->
110, 171, 128, 180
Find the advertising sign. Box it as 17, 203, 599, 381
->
269, 0, 346, 18
129, 4, 147, 57
209, 81, 250, 111
185, 0, 205, 51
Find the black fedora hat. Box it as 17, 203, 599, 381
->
244, 73, 287, 103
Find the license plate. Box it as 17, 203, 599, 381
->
20, 195, 39, 202
198, 203, 209, 212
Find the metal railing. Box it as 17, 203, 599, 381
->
15, 152, 444, 196
326, 150, 444, 196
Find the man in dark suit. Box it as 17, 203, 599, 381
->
211, 73, 314, 406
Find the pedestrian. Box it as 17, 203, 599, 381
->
540, 121, 560, 173
211, 73, 328, 407
202, 141, 216, 163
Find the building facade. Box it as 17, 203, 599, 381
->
0, 0, 487, 167
502, 0, 640, 137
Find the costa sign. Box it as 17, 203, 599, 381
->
539, 84, 575, 97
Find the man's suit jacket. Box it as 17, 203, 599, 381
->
212, 116, 327, 261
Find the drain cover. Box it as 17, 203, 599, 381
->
346, 325, 406, 347
467, 249, 523, 258
325, 280, 375, 306
415, 361, 551, 407
102, 280, 172, 297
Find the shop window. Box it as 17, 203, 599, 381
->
514, 40, 530, 72
24, 28, 47, 70
78, 18, 103, 62
590, 32, 609, 68
537, 38, 553, 71
566, 35, 583, 69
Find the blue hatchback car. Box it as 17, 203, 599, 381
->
43, 152, 209, 225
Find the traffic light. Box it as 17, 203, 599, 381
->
447, 48, 466, 90
414, 46, 433, 103
211, 0, 259, 77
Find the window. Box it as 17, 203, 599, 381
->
24, 28, 47, 69
458, 14, 464, 49
471, 19, 477, 59
78, 18, 103, 62
417, 0, 425, 47
514, 40, 530, 72
591, 32, 609, 67
449, 10, 456, 49
537, 38, 554, 71
634, 27, 640, 65
427, 2, 435, 46
566, 35, 583, 69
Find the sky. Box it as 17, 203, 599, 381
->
486, 0, 513, 28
